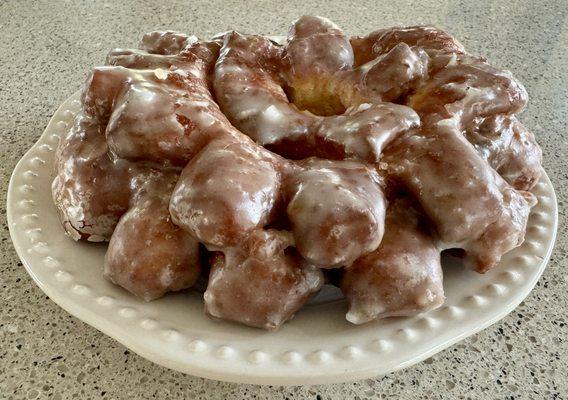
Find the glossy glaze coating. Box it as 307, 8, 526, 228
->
53, 35, 229, 299
104, 170, 201, 301
385, 124, 534, 272
283, 15, 354, 115
285, 159, 386, 267
350, 25, 465, 66
52, 77, 133, 241
213, 27, 419, 161
213, 32, 314, 153
139, 31, 197, 55
204, 230, 323, 330
332, 43, 430, 105
341, 198, 444, 324
465, 115, 542, 191
170, 137, 285, 248
52, 16, 543, 329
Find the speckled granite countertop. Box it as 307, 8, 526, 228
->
1, 0, 567, 398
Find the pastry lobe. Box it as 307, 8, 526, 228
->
341, 198, 444, 324
204, 230, 323, 330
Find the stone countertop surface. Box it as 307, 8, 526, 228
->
1, 0, 567, 399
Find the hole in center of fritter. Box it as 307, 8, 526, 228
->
283, 82, 346, 117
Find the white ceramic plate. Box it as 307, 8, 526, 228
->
7, 91, 558, 385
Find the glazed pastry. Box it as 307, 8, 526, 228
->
52, 65, 144, 241
341, 198, 444, 324
98, 65, 228, 165
465, 115, 542, 191
104, 170, 201, 301
52, 112, 132, 241
282, 15, 354, 115
337, 32, 541, 190
285, 159, 386, 268
331, 43, 430, 105
107, 38, 222, 78
384, 123, 534, 272
169, 136, 286, 248
139, 30, 197, 55
350, 25, 465, 66
52, 16, 543, 330
213, 29, 419, 161
204, 230, 323, 330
